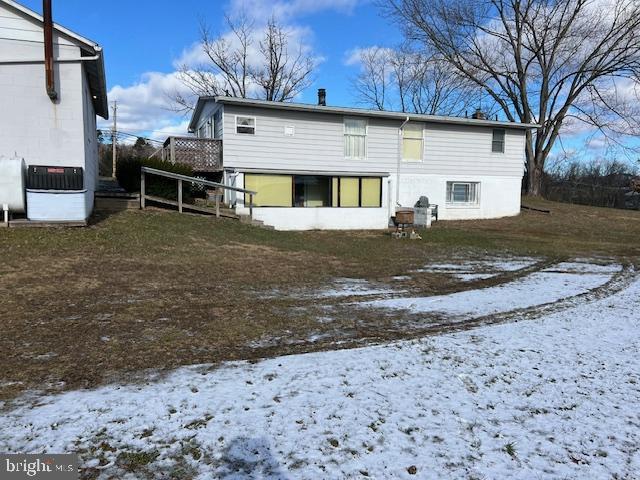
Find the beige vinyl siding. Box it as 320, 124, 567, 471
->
220, 104, 525, 178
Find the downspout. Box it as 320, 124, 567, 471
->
396, 116, 410, 208
43, 0, 57, 100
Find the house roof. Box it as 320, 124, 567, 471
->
188, 96, 540, 132
1, 0, 108, 119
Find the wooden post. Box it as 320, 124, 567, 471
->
140, 170, 146, 209
178, 179, 183, 213
215, 192, 220, 218
169, 137, 176, 164
249, 193, 253, 218
111, 101, 117, 178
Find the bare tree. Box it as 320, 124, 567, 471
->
173, 15, 316, 112
352, 47, 391, 110
384, 0, 640, 195
254, 18, 315, 101
352, 46, 482, 115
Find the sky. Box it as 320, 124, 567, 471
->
16, 0, 639, 164
18, 0, 402, 141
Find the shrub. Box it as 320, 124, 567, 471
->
116, 156, 196, 202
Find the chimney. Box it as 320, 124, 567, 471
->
318, 88, 326, 106
43, 0, 57, 100
471, 108, 486, 120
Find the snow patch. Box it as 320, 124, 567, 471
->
362, 265, 613, 317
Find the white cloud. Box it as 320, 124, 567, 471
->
98, 71, 192, 141
343, 45, 394, 66
227, 0, 361, 21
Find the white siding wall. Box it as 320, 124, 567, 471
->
194, 102, 223, 139
222, 104, 525, 178
0, 2, 100, 220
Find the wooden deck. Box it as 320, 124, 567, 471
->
162, 136, 222, 172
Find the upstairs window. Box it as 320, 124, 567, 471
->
447, 182, 480, 205
344, 118, 367, 159
236, 116, 256, 135
492, 129, 505, 153
402, 123, 424, 162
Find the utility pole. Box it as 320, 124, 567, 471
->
111, 100, 117, 178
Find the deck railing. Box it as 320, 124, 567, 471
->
140, 166, 256, 218
162, 136, 222, 172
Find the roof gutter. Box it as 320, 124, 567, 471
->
0, 55, 100, 64
396, 116, 410, 208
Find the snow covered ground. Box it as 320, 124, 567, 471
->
1, 261, 638, 479
362, 263, 618, 317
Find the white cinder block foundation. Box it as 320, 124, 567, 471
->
393, 174, 522, 221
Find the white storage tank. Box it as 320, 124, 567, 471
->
0, 156, 26, 213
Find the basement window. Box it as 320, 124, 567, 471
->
447, 182, 480, 205
236, 116, 256, 135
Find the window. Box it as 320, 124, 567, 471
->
244, 174, 382, 208
245, 174, 292, 206
333, 177, 382, 207
446, 182, 480, 204
344, 118, 367, 159
361, 178, 382, 207
236, 116, 256, 135
294, 176, 331, 207
402, 123, 423, 162
339, 177, 360, 207
214, 110, 223, 138
492, 129, 505, 153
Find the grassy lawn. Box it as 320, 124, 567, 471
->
1, 197, 639, 401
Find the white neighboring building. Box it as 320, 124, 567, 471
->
188, 94, 537, 231
0, 0, 107, 222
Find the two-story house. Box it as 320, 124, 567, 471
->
184, 91, 537, 230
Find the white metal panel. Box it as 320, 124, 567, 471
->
26, 189, 90, 221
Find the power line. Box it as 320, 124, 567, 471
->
98, 129, 164, 144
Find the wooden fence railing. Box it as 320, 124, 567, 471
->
140, 166, 256, 218
162, 136, 222, 172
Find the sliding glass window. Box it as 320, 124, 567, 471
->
244, 174, 382, 208
333, 177, 382, 208
294, 176, 332, 207
244, 174, 293, 207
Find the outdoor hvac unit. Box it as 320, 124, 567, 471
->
26, 165, 90, 221
0, 157, 26, 213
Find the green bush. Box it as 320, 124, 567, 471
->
116, 156, 196, 202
